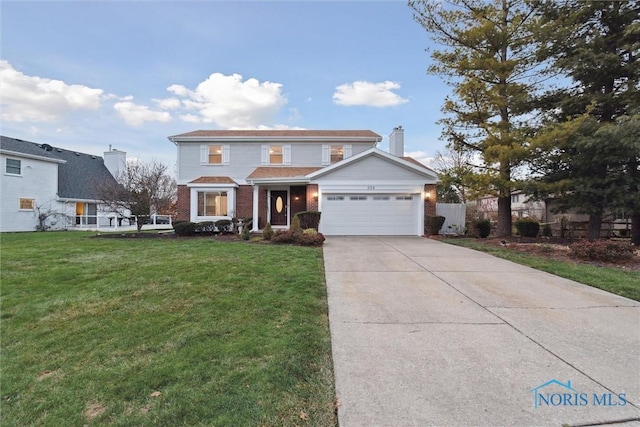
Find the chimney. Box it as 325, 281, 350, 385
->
389, 126, 404, 157
103, 148, 126, 179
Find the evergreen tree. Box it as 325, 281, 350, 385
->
410, 0, 543, 236
531, 0, 640, 240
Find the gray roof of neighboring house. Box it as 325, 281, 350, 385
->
0, 136, 118, 200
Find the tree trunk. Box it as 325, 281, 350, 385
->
496, 195, 512, 237
631, 213, 640, 246
587, 214, 601, 240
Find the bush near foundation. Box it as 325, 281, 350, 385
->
174, 221, 197, 236
569, 240, 635, 262
425, 215, 446, 235
295, 211, 322, 230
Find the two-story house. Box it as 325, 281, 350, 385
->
0, 136, 126, 232
169, 127, 438, 236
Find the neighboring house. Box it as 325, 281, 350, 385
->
477, 190, 546, 222
0, 136, 126, 232
168, 127, 439, 236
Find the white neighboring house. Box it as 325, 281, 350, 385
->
169, 127, 439, 236
0, 136, 131, 232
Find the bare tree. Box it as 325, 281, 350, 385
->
97, 160, 176, 232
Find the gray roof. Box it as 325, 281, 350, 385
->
1, 136, 118, 200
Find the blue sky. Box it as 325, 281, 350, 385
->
1, 0, 449, 169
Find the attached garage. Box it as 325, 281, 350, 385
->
307, 148, 439, 236
321, 193, 421, 235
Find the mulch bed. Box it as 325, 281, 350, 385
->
432, 235, 640, 272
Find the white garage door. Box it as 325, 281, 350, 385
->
321, 194, 420, 235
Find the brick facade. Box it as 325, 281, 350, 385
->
176, 185, 190, 221
424, 184, 437, 217
306, 184, 319, 212
236, 185, 253, 219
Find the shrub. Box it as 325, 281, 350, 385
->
271, 229, 296, 244
290, 215, 302, 233
215, 220, 232, 234
174, 221, 197, 236
295, 232, 325, 246
515, 218, 540, 237
240, 225, 251, 241
271, 229, 325, 246
569, 240, 635, 262
424, 215, 446, 235
295, 211, 321, 230
263, 222, 274, 241
542, 223, 553, 237
303, 228, 318, 235
196, 221, 216, 235
474, 219, 491, 238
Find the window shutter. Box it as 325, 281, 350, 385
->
261, 145, 268, 165
322, 144, 330, 165
284, 144, 291, 165
222, 145, 230, 165
344, 144, 352, 158
200, 145, 208, 164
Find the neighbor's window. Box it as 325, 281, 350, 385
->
197, 191, 228, 216
330, 146, 344, 163
6, 159, 21, 175
269, 145, 283, 164
511, 194, 520, 203
19, 198, 35, 210
208, 145, 223, 164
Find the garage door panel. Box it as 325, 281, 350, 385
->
321, 194, 419, 235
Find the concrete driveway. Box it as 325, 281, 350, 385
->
324, 237, 640, 427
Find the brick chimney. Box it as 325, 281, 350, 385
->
389, 126, 404, 157
103, 148, 126, 179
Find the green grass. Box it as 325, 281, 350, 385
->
442, 238, 640, 302
1, 232, 336, 426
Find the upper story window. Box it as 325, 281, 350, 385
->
330, 146, 344, 163
200, 145, 229, 165
6, 158, 21, 175
269, 145, 283, 164
261, 144, 291, 165
322, 144, 352, 165
511, 194, 520, 203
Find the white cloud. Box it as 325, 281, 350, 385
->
166, 72, 287, 128
114, 101, 172, 127
153, 97, 181, 110
0, 60, 103, 122
333, 80, 408, 107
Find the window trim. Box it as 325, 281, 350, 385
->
5, 158, 21, 175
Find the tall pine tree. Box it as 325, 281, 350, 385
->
410, 0, 542, 236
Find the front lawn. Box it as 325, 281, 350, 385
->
1, 232, 336, 426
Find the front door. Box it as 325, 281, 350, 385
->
270, 191, 288, 226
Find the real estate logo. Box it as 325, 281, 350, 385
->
528, 379, 627, 409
